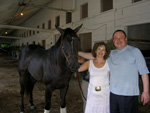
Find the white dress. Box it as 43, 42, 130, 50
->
84, 60, 110, 113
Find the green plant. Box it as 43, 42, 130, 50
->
107, 39, 116, 50
0, 43, 11, 48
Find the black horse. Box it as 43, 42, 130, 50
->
18, 25, 82, 113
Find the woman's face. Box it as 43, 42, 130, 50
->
95, 45, 106, 58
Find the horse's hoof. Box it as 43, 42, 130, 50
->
60, 107, 67, 113
44, 109, 50, 113
30, 105, 35, 110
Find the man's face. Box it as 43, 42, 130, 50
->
113, 32, 127, 50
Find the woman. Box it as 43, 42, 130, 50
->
78, 41, 110, 113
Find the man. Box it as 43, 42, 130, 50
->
78, 30, 149, 113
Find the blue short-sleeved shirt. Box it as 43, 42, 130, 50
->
108, 45, 149, 96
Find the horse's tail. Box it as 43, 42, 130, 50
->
19, 70, 33, 95
19, 46, 35, 95
24, 71, 33, 95
19, 45, 39, 95
18, 46, 29, 71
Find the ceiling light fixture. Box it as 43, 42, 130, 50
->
20, 12, 24, 16
5, 31, 8, 34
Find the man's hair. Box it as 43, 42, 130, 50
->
112, 29, 127, 38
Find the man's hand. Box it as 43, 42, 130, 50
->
141, 74, 149, 105
141, 91, 150, 105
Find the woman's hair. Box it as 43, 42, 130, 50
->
92, 41, 110, 60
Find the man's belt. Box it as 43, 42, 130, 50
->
89, 83, 109, 98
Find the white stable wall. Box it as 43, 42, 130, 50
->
14, 0, 150, 49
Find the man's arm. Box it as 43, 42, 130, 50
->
78, 51, 95, 60
141, 74, 150, 105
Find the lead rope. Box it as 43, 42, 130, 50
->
77, 72, 87, 100
61, 46, 69, 62
60, 37, 69, 63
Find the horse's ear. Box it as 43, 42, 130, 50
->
74, 24, 83, 33
55, 25, 65, 34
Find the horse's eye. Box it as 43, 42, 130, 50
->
72, 37, 75, 40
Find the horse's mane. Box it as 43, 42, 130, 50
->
47, 35, 64, 66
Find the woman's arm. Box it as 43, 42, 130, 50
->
78, 51, 95, 60
78, 61, 89, 72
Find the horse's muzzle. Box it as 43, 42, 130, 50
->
69, 62, 80, 72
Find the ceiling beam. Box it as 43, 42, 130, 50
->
28, 4, 73, 12
0, 24, 53, 32
0, 35, 21, 40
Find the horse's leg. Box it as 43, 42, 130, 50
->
44, 84, 52, 113
20, 84, 25, 113
19, 71, 25, 113
59, 85, 69, 113
29, 77, 37, 110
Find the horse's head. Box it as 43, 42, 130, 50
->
56, 24, 82, 72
